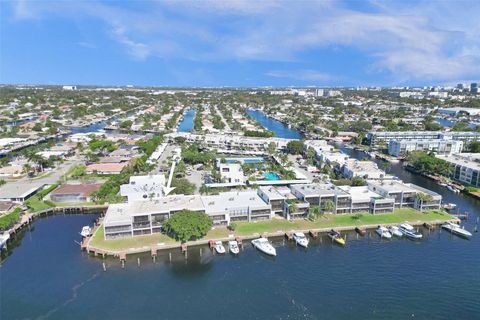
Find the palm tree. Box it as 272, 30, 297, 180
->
323, 200, 335, 214
308, 205, 322, 221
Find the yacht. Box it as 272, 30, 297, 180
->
0, 232, 10, 250
446, 185, 460, 193
441, 222, 472, 239
251, 238, 277, 256
388, 226, 403, 237
328, 230, 346, 246
213, 241, 226, 254
80, 226, 92, 238
399, 223, 423, 239
293, 232, 309, 248
376, 226, 392, 239
228, 240, 240, 255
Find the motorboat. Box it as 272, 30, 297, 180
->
251, 238, 277, 256
80, 226, 92, 238
228, 240, 240, 255
388, 226, 403, 237
446, 185, 460, 193
441, 222, 472, 239
213, 241, 226, 254
437, 182, 448, 187
442, 203, 457, 210
376, 226, 392, 239
0, 232, 10, 250
293, 232, 309, 248
399, 223, 423, 239
328, 230, 346, 246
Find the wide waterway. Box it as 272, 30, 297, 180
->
177, 109, 196, 133
2, 118, 480, 319
246, 108, 304, 139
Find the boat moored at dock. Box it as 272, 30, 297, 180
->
441, 222, 472, 239
80, 226, 92, 238
388, 226, 403, 237
228, 240, 240, 255
376, 226, 392, 239
213, 241, 226, 254
399, 223, 423, 239
293, 232, 309, 248
328, 230, 346, 246
251, 238, 277, 256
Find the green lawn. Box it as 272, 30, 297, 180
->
89, 208, 453, 252
234, 208, 452, 235
89, 227, 177, 251
0, 208, 21, 231
25, 198, 55, 212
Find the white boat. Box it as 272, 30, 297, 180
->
442, 203, 457, 210
376, 226, 392, 239
293, 232, 309, 248
438, 182, 448, 187
388, 226, 403, 237
80, 226, 92, 238
399, 223, 423, 239
228, 240, 240, 255
252, 238, 277, 256
213, 241, 226, 254
0, 232, 10, 250
441, 222, 472, 238
446, 185, 460, 193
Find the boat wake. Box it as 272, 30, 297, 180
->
37, 270, 102, 320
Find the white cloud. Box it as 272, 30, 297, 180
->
8, 0, 480, 83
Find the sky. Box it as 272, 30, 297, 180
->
1, 0, 479, 87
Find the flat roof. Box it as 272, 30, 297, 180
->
290, 183, 348, 197
201, 190, 269, 214
437, 154, 480, 171
368, 180, 418, 193
129, 195, 204, 216
0, 182, 46, 199
337, 186, 382, 202
258, 186, 285, 200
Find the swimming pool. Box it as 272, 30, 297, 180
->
225, 158, 264, 164
263, 172, 281, 180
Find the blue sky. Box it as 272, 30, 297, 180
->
1, 0, 479, 87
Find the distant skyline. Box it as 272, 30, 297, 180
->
1, 0, 479, 87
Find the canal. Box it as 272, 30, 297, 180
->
246, 108, 304, 139
177, 109, 196, 133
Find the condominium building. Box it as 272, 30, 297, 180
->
367, 131, 480, 145
388, 139, 464, 157
168, 132, 293, 152
341, 159, 386, 180
119, 174, 166, 202
367, 180, 442, 210
436, 153, 480, 187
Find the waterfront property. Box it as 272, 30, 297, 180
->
0, 182, 46, 203
388, 139, 464, 157
367, 131, 480, 146
436, 153, 480, 187
337, 186, 395, 214
341, 159, 387, 180
367, 180, 442, 211
103, 190, 274, 239
48, 184, 102, 203
257, 186, 286, 215
104, 195, 205, 239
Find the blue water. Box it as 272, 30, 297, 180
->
264, 172, 281, 180
177, 109, 196, 133
246, 109, 303, 139
71, 122, 106, 134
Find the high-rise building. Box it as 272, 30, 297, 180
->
471, 82, 478, 95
